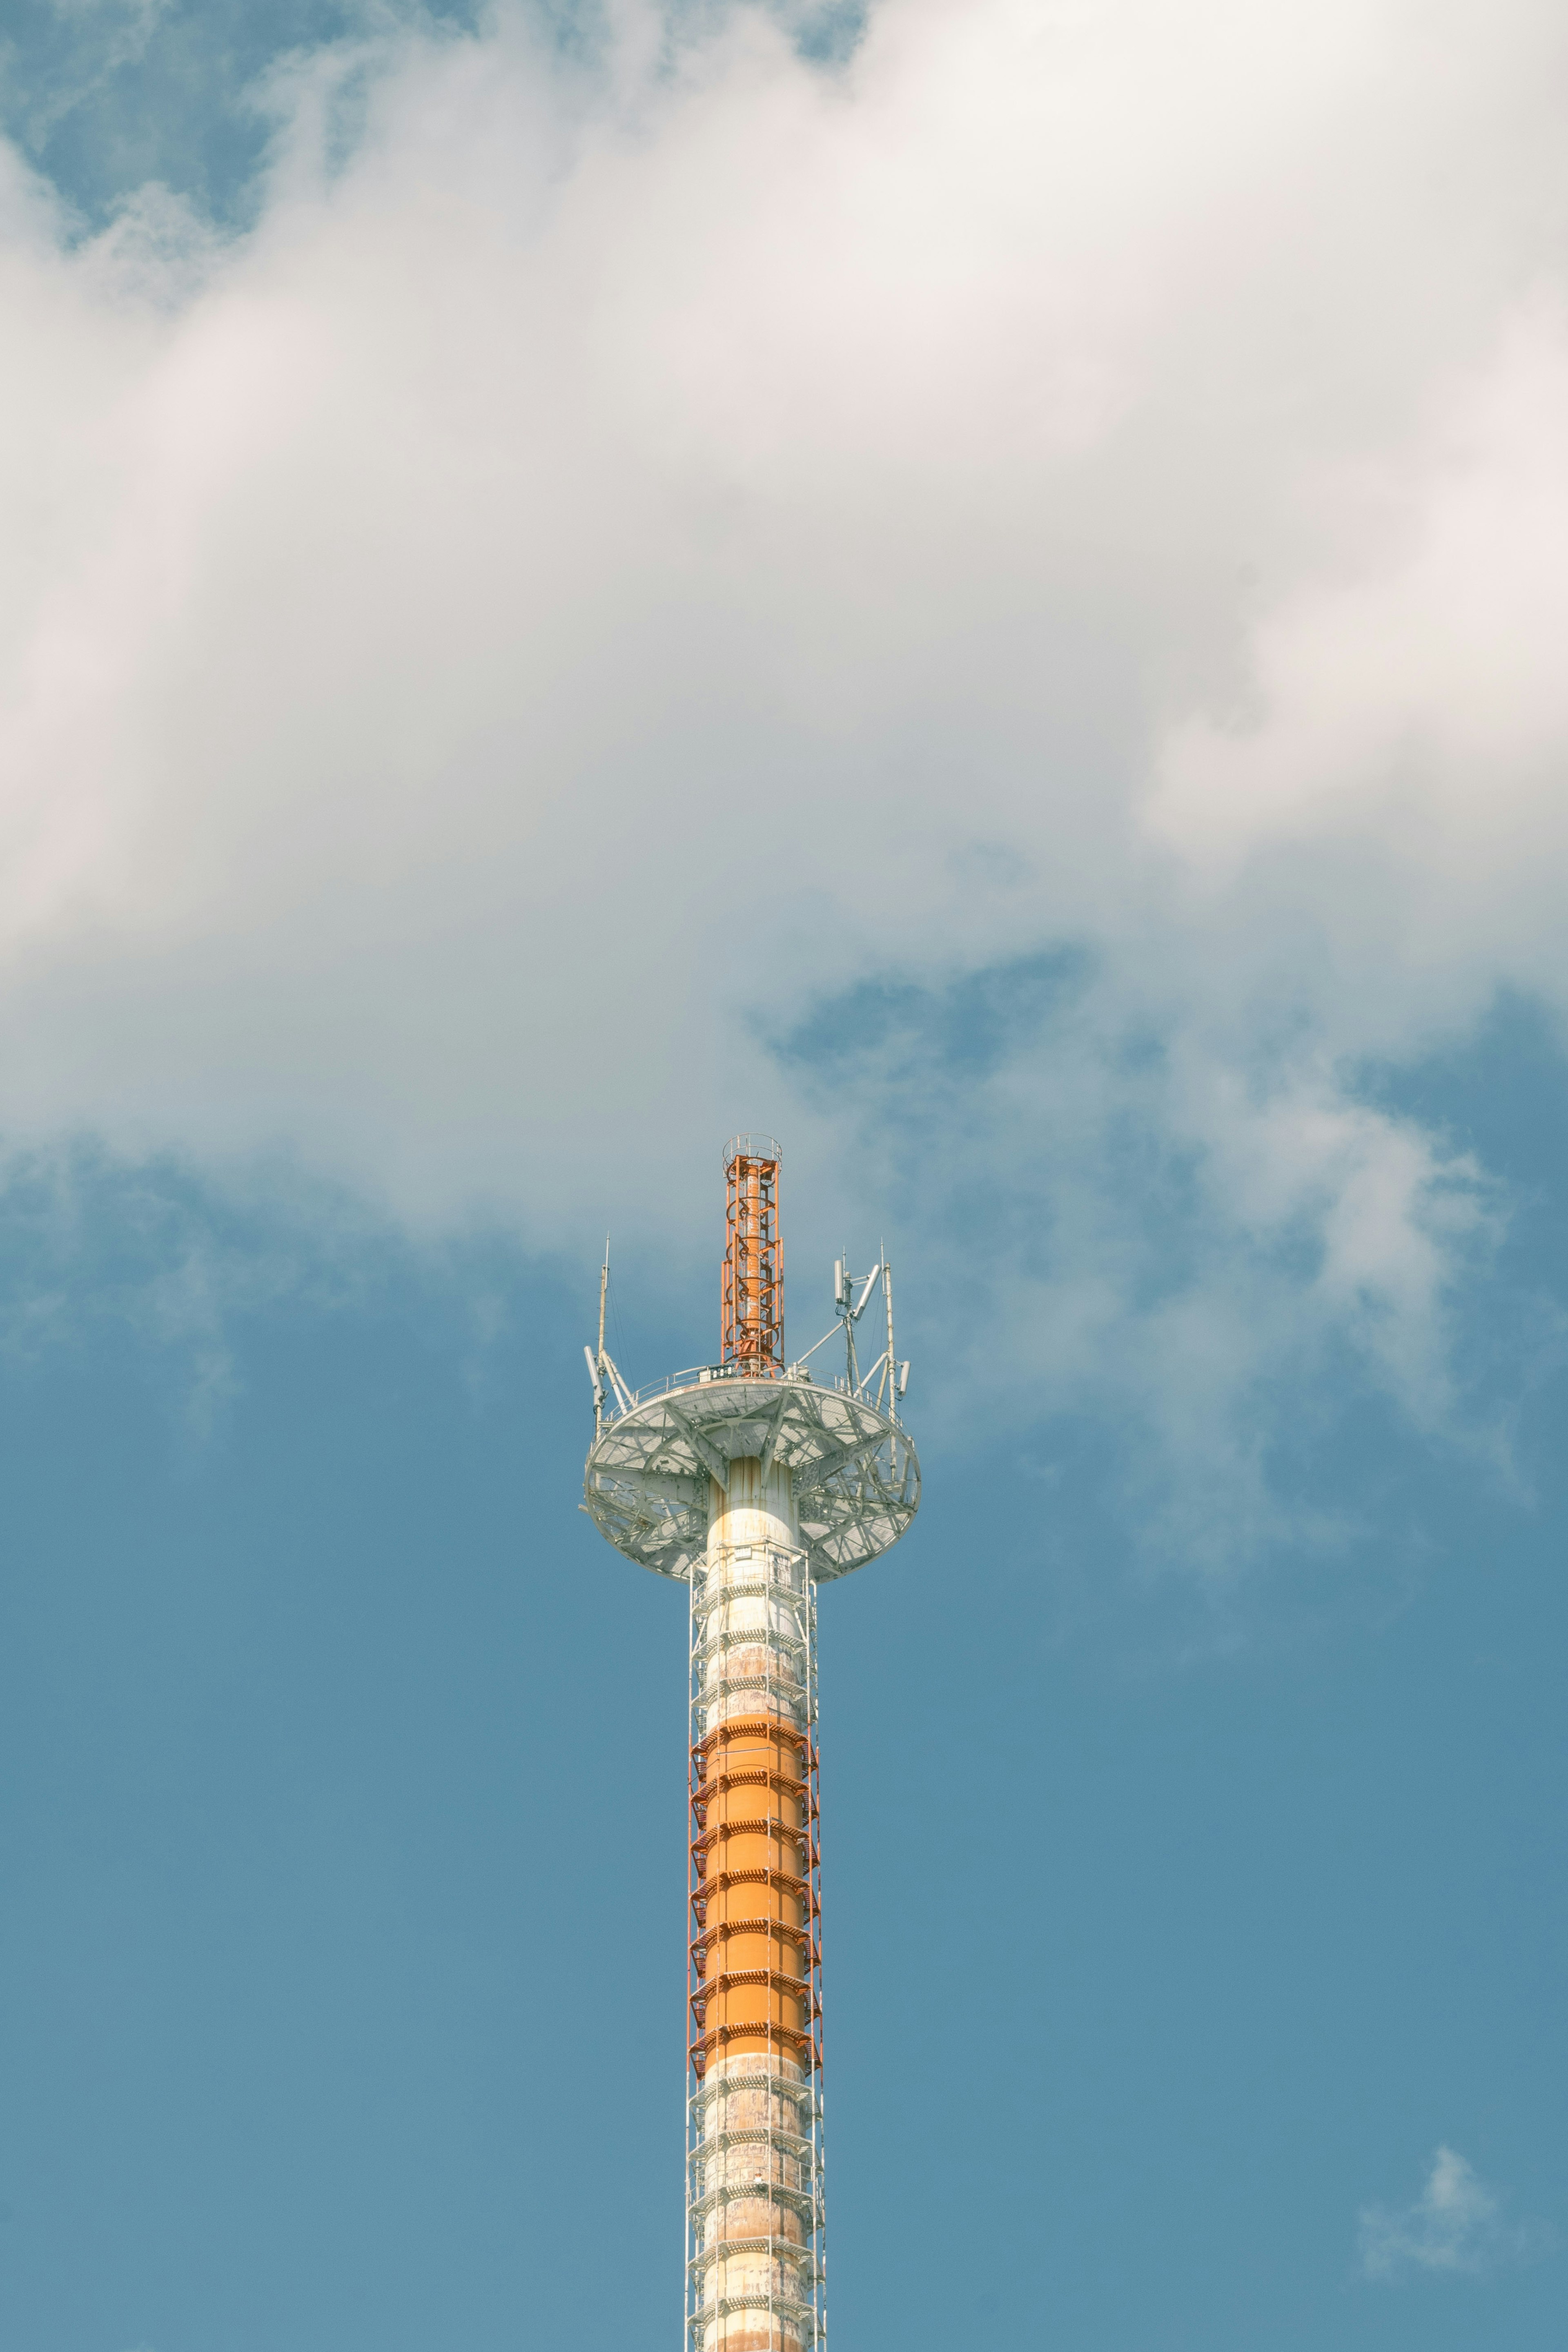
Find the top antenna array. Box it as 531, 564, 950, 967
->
582, 1133, 916, 1585
721, 1135, 782, 1375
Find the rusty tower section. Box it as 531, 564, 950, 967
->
721, 1140, 782, 1374
582, 1137, 919, 2352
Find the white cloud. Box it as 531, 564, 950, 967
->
1359, 2145, 1555, 2280
1149, 294, 1568, 1023
1, 0, 1567, 1545
796, 954, 1503, 1573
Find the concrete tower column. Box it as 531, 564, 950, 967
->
690, 1456, 819, 2352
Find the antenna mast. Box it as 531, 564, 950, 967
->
722, 1137, 782, 1373
595, 1241, 609, 1440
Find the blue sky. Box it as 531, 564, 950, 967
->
0, 1, 1565, 2345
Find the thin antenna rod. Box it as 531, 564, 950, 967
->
595, 1238, 609, 1440
844, 1247, 858, 1391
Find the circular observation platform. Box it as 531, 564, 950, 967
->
583, 1367, 920, 1583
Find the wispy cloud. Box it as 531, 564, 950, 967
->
1358, 2145, 1555, 2280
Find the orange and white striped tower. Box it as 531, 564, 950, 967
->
582, 1136, 920, 2352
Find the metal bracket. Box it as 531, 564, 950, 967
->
757, 1391, 793, 1480
791, 1429, 887, 1496
665, 1400, 731, 1490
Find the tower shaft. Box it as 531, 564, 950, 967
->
688, 1460, 823, 2352
581, 1132, 919, 2352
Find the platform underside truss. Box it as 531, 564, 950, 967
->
584, 1373, 919, 1583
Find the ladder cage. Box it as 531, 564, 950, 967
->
721, 1146, 784, 1376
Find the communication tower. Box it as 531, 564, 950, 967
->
582, 1135, 920, 2352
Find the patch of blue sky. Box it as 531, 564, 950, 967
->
0, 0, 392, 225
0, 0, 865, 230
0, 1075, 1562, 2346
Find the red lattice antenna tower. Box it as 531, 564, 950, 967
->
721, 1135, 782, 1375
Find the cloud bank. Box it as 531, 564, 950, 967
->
2, 0, 1568, 1552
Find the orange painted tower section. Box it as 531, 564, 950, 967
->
690, 1673, 819, 2083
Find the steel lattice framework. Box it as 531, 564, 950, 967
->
582, 1373, 918, 1583
722, 1137, 783, 1374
